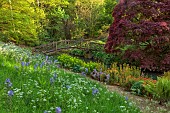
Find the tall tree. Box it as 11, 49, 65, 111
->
38, 0, 74, 40
0, 0, 45, 45
75, 0, 105, 38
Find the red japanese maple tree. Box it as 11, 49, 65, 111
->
105, 0, 170, 71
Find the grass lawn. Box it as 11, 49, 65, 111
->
0, 43, 140, 113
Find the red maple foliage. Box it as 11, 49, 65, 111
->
105, 0, 170, 71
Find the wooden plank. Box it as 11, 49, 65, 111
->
33, 39, 105, 55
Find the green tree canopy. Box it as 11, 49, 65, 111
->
0, 0, 45, 45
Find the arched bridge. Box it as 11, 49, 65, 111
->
32, 39, 105, 55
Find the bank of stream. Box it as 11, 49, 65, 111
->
55, 51, 163, 80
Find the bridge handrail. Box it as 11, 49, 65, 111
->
33, 38, 105, 54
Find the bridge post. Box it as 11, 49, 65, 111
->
53, 41, 54, 48
64, 39, 67, 48
56, 42, 57, 51
80, 38, 83, 49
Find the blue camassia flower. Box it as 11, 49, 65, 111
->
93, 69, 97, 73
40, 62, 45, 68
8, 90, 14, 96
92, 88, 99, 95
5, 78, 12, 87
34, 64, 38, 70
50, 77, 54, 84
66, 85, 71, 89
53, 72, 58, 80
21, 61, 25, 67
81, 72, 86, 76
85, 68, 88, 73
56, 107, 61, 113
26, 62, 30, 66
5, 78, 11, 84
125, 96, 128, 101
46, 56, 48, 61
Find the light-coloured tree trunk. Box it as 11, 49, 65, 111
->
8, 0, 15, 31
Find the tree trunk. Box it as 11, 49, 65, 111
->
63, 19, 72, 40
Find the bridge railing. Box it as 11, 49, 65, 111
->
33, 39, 105, 55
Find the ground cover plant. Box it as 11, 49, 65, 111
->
57, 54, 105, 74
0, 43, 140, 113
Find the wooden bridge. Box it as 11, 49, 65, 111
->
32, 39, 105, 55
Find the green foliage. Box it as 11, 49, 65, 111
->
156, 77, 170, 102
107, 63, 141, 86
75, 0, 105, 38
92, 51, 115, 65
43, 5, 70, 41
84, 61, 104, 74
69, 49, 85, 56
57, 54, 84, 69
131, 81, 144, 96
69, 49, 118, 65
0, 0, 45, 46
57, 54, 105, 74
144, 76, 170, 102
98, 0, 117, 28
143, 81, 157, 98
0, 0, 118, 45
163, 71, 170, 80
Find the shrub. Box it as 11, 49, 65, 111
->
131, 81, 145, 96
143, 80, 157, 99
126, 76, 156, 92
70, 49, 118, 65
163, 71, 170, 79
144, 76, 170, 103
156, 77, 170, 102
92, 51, 116, 65
57, 54, 105, 74
107, 63, 141, 85
57, 54, 84, 71
105, 0, 170, 71
69, 49, 85, 57
84, 62, 104, 74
